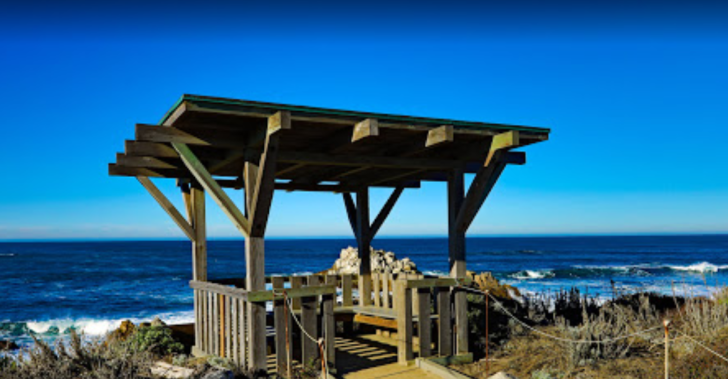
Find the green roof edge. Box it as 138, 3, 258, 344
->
159, 94, 551, 134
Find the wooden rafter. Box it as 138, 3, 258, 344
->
136, 176, 196, 241
352, 118, 379, 142
172, 143, 251, 237
342, 192, 358, 237
425, 125, 454, 147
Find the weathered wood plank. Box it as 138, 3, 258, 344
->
369, 186, 404, 239
455, 151, 508, 234
245, 237, 267, 374
136, 177, 196, 241
356, 188, 372, 306
448, 169, 469, 355
119, 154, 181, 170
191, 186, 207, 281
172, 143, 251, 237
323, 276, 336, 371
238, 298, 246, 369
405, 277, 472, 289
395, 280, 413, 365
291, 276, 303, 310
382, 273, 390, 309
342, 275, 353, 307
418, 288, 432, 358
352, 118, 379, 142
425, 125, 454, 148
353, 314, 397, 329
125, 140, 179, 158
272, 277, 290, 377
231, 294, 238, 365
249, 112, 287, 237
373, 273, 381, 307
342, 193, 358, 238
189, 281, 248, 299
437, 287, 452, 356
301, 276, 320, 367
485, 130, 519, 167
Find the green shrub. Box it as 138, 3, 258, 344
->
127, 326, 183, 356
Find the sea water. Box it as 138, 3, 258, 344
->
1, 235, 728, 345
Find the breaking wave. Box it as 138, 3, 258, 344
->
507, 261, 728, 281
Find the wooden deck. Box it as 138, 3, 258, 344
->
265, 334, 439, 379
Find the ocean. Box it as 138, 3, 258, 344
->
2, 235, 728, 346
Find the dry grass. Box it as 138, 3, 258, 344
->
459, 284, 728, 379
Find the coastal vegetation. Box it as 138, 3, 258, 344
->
459, 277, 728, 378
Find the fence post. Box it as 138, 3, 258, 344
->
664, 319, 671, 379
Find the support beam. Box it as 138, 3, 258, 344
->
136, 176, 196, 242
248, 111, 288, 237
425, 125, 454, 148
369, 186, 405, 239
455, 151, 509, 234
342, 192, 358, 238
448, 169, 468, 355
485, 130, 519, 166
352, 118, 379, 142
125, 140, 179, 158
172, 143, 251, 238
356, 188, 372, 306
191, 184, 207, 281
244, 163, 258, 216
246, 237, 267, 374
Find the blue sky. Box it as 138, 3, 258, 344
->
1, 1, 727, 239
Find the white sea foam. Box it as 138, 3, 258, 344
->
510, 269, 555, 280
24, 310, 196, 337
669, 262, 728, 273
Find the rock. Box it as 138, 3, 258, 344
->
0, 340, 19, 351
202, 369, 234, 379
488, 372, 519, 379
151, 361, 195, 379
328, 246, 420, 275
151, 316, 167, 328
109, 320, 136, 342
469, 271, 520, 299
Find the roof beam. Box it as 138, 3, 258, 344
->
116, 154, 182, 170
352, 119, 379, 142
425, 125, 454, 148
172, 142, 251, 238
136, 176, 196, 242
136, 124, 248, 149
276, 151, 467, 170
125, 140, 179, 158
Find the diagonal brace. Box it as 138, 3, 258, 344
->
370, 186, 405, 239
137, 176, 196, 241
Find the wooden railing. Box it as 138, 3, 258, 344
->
190, 278, 336, 376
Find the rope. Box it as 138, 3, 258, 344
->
458, 285, 663, 345
673, 328, 728, 364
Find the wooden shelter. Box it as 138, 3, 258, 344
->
109, 94, 550, 376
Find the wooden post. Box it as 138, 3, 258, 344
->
382, 273, 391, 308
302, 276, 320, 367
418, 288, 432, 358
395, 280, 413, 365
356, 188, 372, 306
437, 287, 452, 356
448, 169, 468, 355
273, 277, 291, 377
323, 275, 336, 372
342, 274, 353, 307
246, 237, 267, 374
664, 319, 671, 379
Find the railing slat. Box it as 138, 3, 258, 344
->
272, 276, 290, 377
437, 287, 452, 356
373, 273, 381, 307
239, 297, 247, 370
382, 273, 390, 309
418, 288, 432, 358
301, 275, 320, 366
342, 274, 353, 307
291, 276, 303, 310
232, 294, 238, 365
395, 280, 413, 365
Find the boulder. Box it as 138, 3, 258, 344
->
469, 271, 520, 299
151, 362, 195, 379
488, 372, 519, 379
109, 320, 136, 342
202, 369, 234, 379
328, 246, 419, 275
151, 316, 167, 328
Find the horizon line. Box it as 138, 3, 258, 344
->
1, 232, 727, 243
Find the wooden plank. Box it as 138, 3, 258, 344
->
125, 140, 179, 158
425, 125, 454, 147
405, 277, 472, 289
323, 275, 336, 371
272, 276, 290, 377
193, 290, 200, 351
231, 294, 238, 365
342, 274, 353, 307
173, 143, 251, 237
455, 151, 508, 234
277, 150, 469, 170
243, 162, 258, 216
223, 295, 230, 358
373, 273, 381, 307
356, 188, 372, 306
119, 154, 181, 170
245, 237, 267, 374
213, 292, 219, 356
437, 287, 452, 356
249, 112, 287, 237
353, 314, 397, 329
395, 280, 413, 365
238, 298, 246, 369
301, 275, 320, 367
136, 124, 210, 145
291, 276, 303, 310
448, 169, 468, 355
189, 281, 248, 299
352, 118, 379, 142
246, 284, 336, 302
418, 288, 432, 358
191, 186, 207, 281
382, 273, 390, 309
108, 164, 181, 178
485, 130, 519, 167
136, 177, 196, 241
369, 186, 404, 239
342, 193, 358, 238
